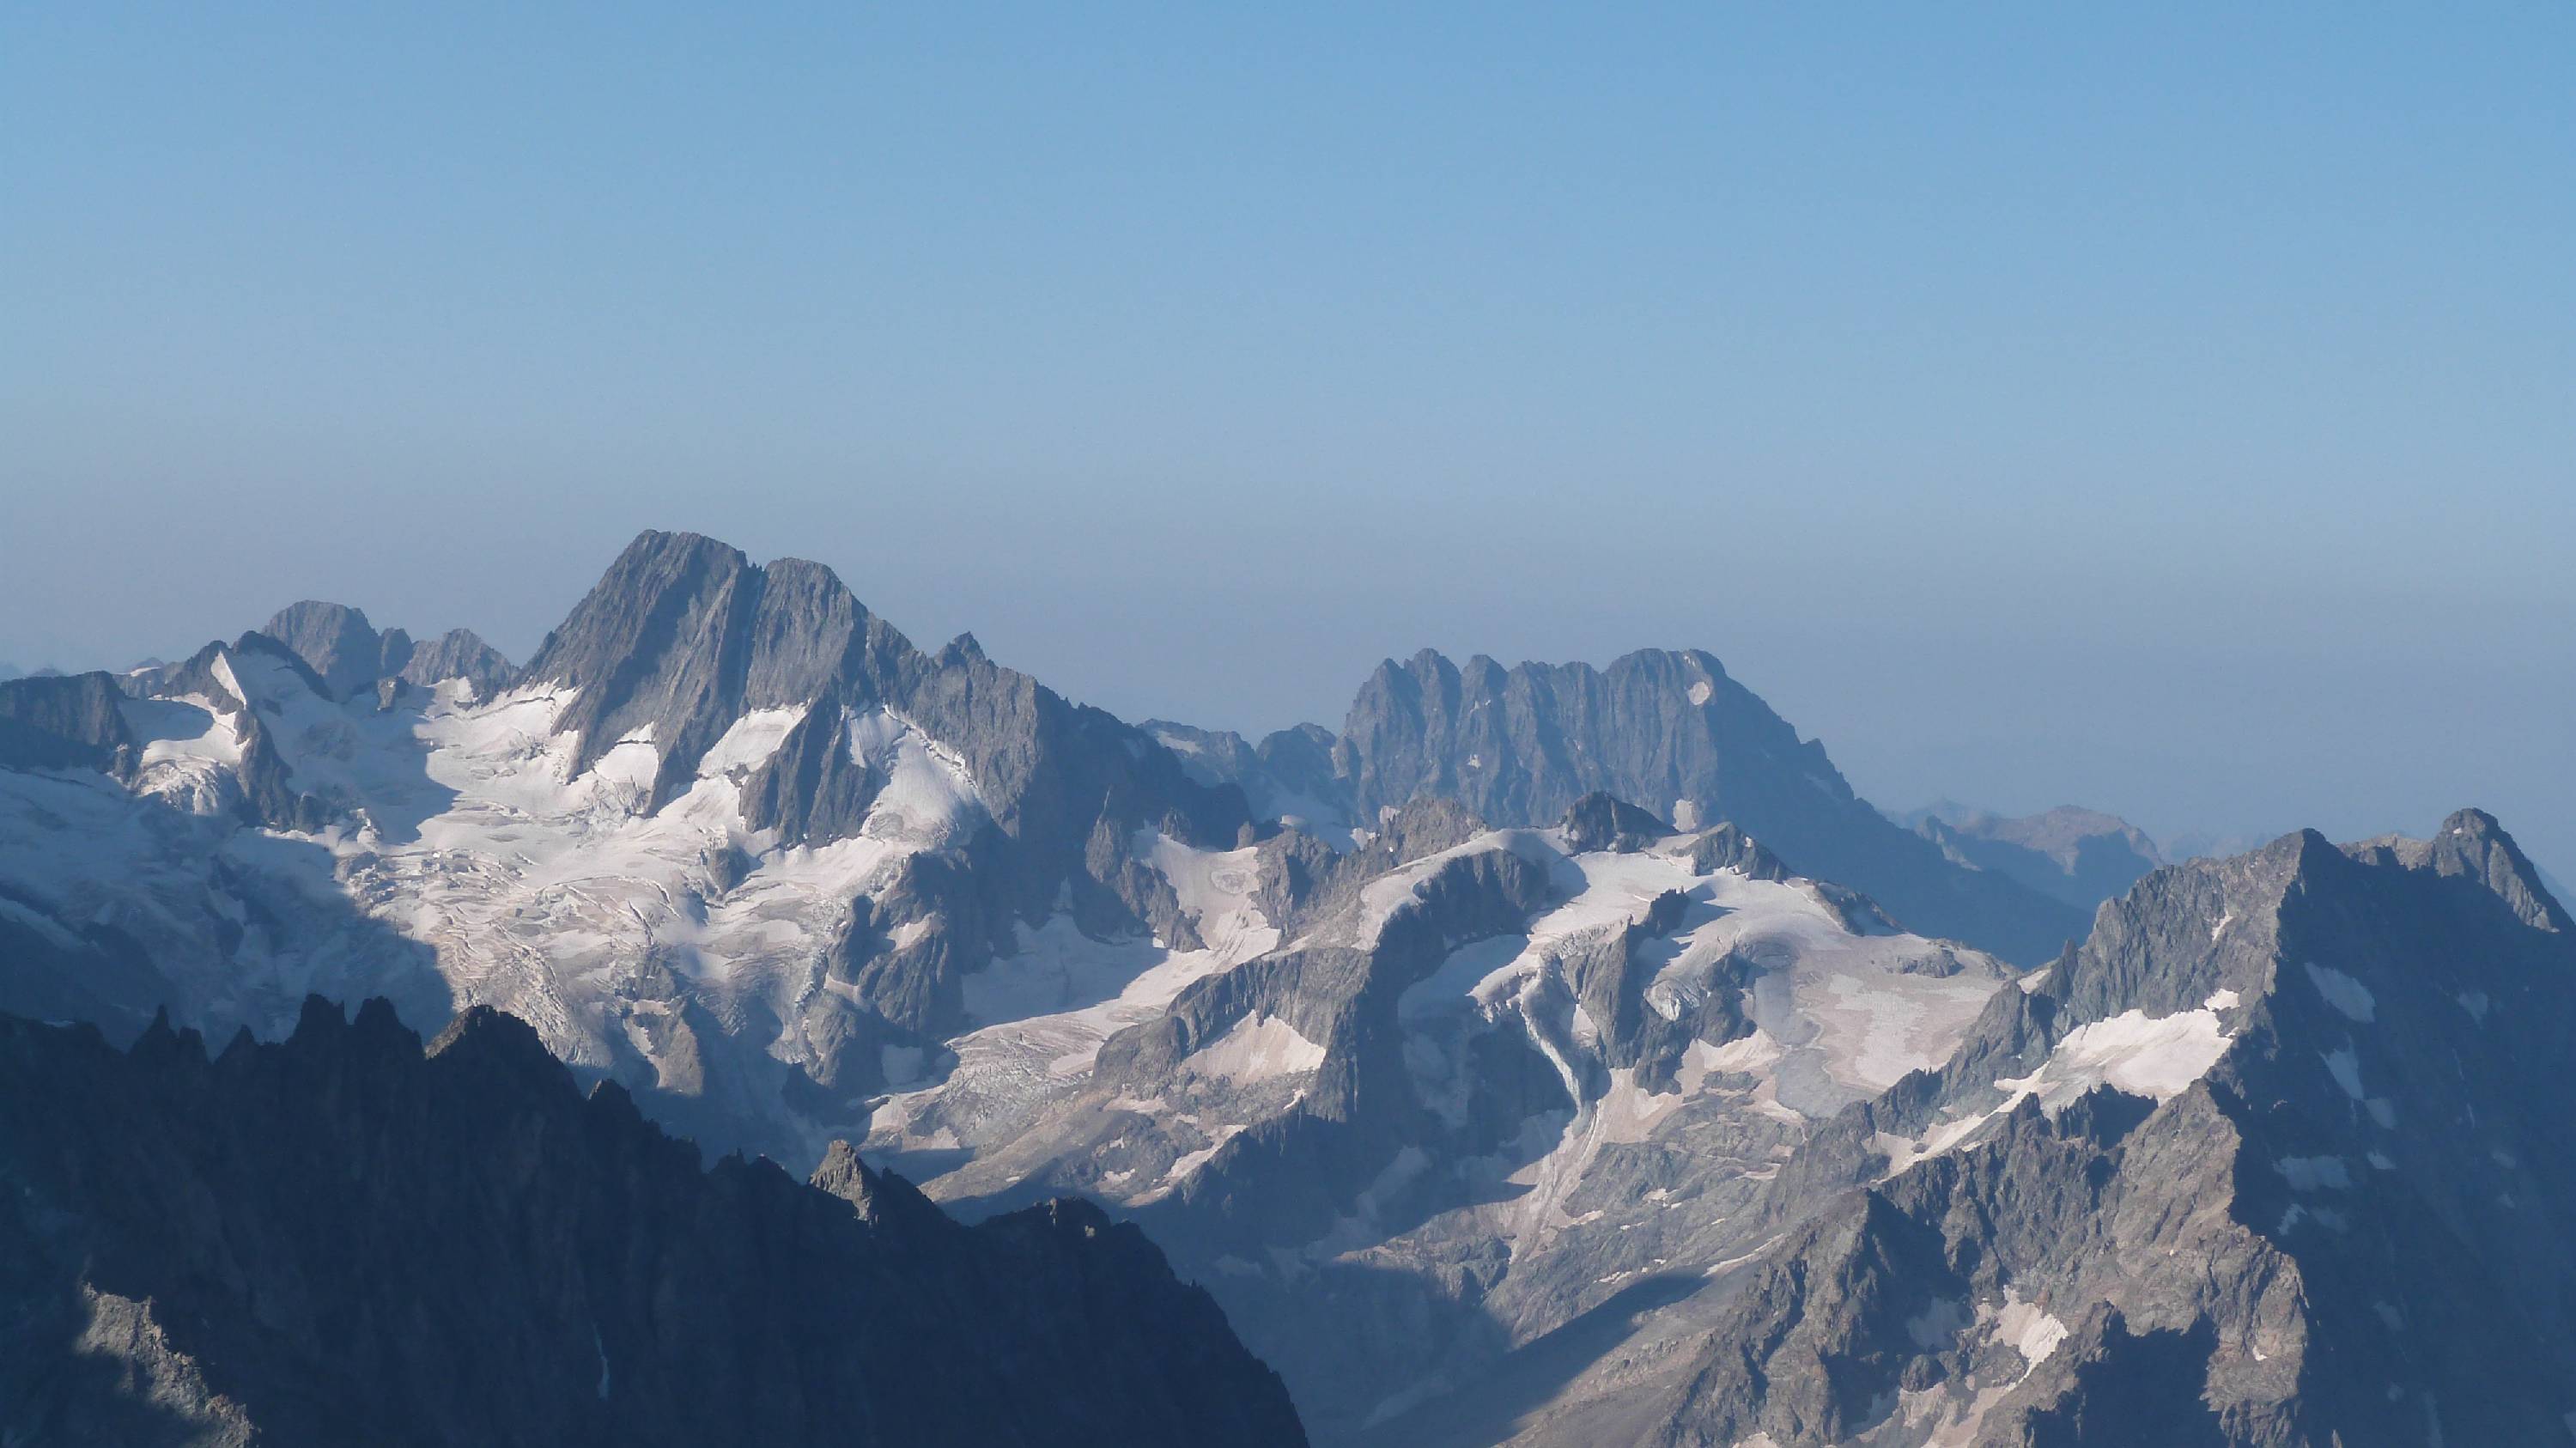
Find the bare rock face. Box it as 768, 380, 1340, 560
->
397, 627, 515, 694
261, 599, 392, 699
0, 670, 134, 772
1561, 791, 1671, 855
1269, 647, 2088, 964
0, 997, 1307, 1448
261, 599, 517, 700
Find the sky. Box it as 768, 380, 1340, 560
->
3, 3, 2571, 877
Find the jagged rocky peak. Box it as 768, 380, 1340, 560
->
519, 529, 1248, 855
2347, 805, 2570, 934
1321, 643, 2087, 964
519, 530, 916, 802
1334, 645, 1789, 829
1681, 819, 1791, 880
395, 627, 514, 693
1558, 790, 1668, 853
0, 995, 1309, 1447
258, 599, 514, 699
261, 599, 393, 698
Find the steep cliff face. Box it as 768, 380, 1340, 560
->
1184, 647, 2087, 966
0, 670, 134, 772
1337, 649, 2089, 966
0, 996, 1306, 1448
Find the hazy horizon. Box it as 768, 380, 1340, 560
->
6, 5, 2570, 877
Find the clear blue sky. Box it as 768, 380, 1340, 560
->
4, 3, 2572, 875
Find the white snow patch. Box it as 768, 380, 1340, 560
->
1994, 1007, 2233, 1109
2303, 963, 2376, 1023
1139, 831, 1277, 962
695, 705, 808, 776
1187, 1013, 1327, 1083
1687, 680, 1714, 707
1997, 1291, 2069, 1370
850, 709, 987, 848
1145, 1123, 1248, 1196
2276, 1155, 2353, 1190
2204, 988, 2240, 1011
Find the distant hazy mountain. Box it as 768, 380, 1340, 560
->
0, 998, 1303, 1446
1894, 800, 2166, 916
2160, 826, 2284, 864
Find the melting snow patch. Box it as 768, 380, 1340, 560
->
1687, 681, 1714, 707
1186, 1013, 1327, 1083
2275, 1156, 2352, 1190
2303, 963, 2376, 1023
2324, 1045, 2366, 1100
2456, 991, 2490, 1024
1994, 1007, 2233, 1110
696, 706, 808, 776
1996, 1290, 2069, 1373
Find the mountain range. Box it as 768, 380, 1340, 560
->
3, 528, 2568, 1445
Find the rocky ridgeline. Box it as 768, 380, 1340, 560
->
0, 996, 1305, 1447
1157, 647, 2089, 966
1526, 809, 2576, 1447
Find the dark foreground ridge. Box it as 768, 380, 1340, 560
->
0, 995, 1307, 1448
